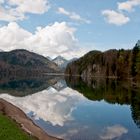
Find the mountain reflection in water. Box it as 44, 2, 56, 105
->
65, 76, 140, 129
0, 75, 140, 140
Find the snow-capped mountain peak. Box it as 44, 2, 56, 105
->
52, 56, 68, 68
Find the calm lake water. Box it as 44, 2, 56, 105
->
0, 75, 140, 140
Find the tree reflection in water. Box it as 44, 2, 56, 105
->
65, 76, 140, 129
0, 75, 140, 129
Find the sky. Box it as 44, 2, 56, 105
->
0, 0, 140, 59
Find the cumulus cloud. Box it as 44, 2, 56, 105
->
102, 0, 140, 26
58, 7, 91, 24
118, 0, 140, 12
0, 6, 24, 22
0, 0, 50, 22
102, 10, 130, 26
0, 22, 88, 59
8, 0, 50, 14
0, 87, 85, 126
0, 22, 31, 50
100, 125, 128, 139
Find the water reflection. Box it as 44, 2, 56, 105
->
0, 87, 85, 127
65, 76, 133, 104
0, 75, 140, 140
100, 125, 128, 140
0, 75, 65, 96
65, 76, 140, 129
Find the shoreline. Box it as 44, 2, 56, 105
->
0, 99, 61, 140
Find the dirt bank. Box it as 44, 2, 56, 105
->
0, 99, 61, 140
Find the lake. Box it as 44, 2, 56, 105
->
0, 75, 140, 140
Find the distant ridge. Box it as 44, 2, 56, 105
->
0, 49, 61, 76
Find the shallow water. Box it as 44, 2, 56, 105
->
0, 76, 140, 140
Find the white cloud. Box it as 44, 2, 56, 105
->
100, 125, 128, 140
58, 7, 91, 24
102, 0, 140, 25
0, 22, 88, 59
118, 0, 140, 12
0, 22, 32, 50
8, 0, 50, 14
0, 0, 50, 22
0, 87, 85, 126
58, 7, 69, 15
102, 10, 130, 26
0, 6, 25, 22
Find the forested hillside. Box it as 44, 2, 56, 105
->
66, 40, 140, 82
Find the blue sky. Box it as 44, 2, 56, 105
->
0, 0, 140, 59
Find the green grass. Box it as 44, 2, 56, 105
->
0, 113, 37, 140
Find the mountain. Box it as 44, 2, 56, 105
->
52, 56, 68, 69
65, 41, 140, 83
0, 49, 61, 76
46, 56, 52, 61
53, 56, 78, 69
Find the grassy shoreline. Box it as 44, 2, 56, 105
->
0, 113, 37, 140
0, 99, 60, 140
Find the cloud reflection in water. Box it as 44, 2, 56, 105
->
100, 125, 128, 140
0, 87, 85, 126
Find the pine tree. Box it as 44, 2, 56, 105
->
132, 40, 140, 78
